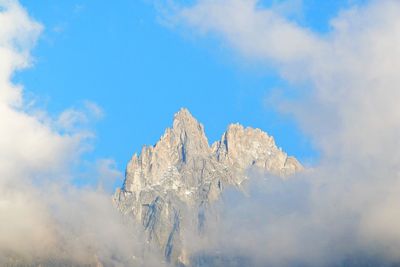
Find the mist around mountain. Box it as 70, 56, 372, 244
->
113, 108, 400, 267
114, 108, 302, 266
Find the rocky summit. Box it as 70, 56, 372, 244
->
114, 108, 302, 265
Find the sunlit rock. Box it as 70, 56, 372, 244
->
114, 108, 302, 266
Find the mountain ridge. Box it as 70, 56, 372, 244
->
114, 108, 302, 265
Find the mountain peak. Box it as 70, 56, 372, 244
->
174, 107, 194, 121
172, 108, 202, 133
116, 109, 303, 265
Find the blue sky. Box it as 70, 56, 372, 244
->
15, 0, 360, 183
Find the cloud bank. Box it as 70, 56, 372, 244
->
0, 1, 165, 265
162, 0, 400, 266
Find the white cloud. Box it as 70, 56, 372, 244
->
174, 0, 400, 159
0, 0, 42, 106
164, 0, 400, 265
0, 0, 75, 184
0, 1, 165, 265
179, 0, 323, 65
0, 1, 79, 260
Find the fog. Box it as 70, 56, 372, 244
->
166, 0, 400, 266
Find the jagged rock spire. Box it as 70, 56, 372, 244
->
212, 123, 302, 176
170, 108, 211, 162
123, 108, 213, 193
115, 108, 302, 266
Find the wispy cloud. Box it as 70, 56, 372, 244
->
73, 3, 85, 14
0, 1, 164, 265
159, 0, 400, 265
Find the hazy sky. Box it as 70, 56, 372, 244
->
13, 0, 364, 186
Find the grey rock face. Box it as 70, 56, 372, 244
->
212, 123, 302, 179
114, 108, 302, 265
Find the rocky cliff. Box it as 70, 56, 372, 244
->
114, 108, 302, 265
